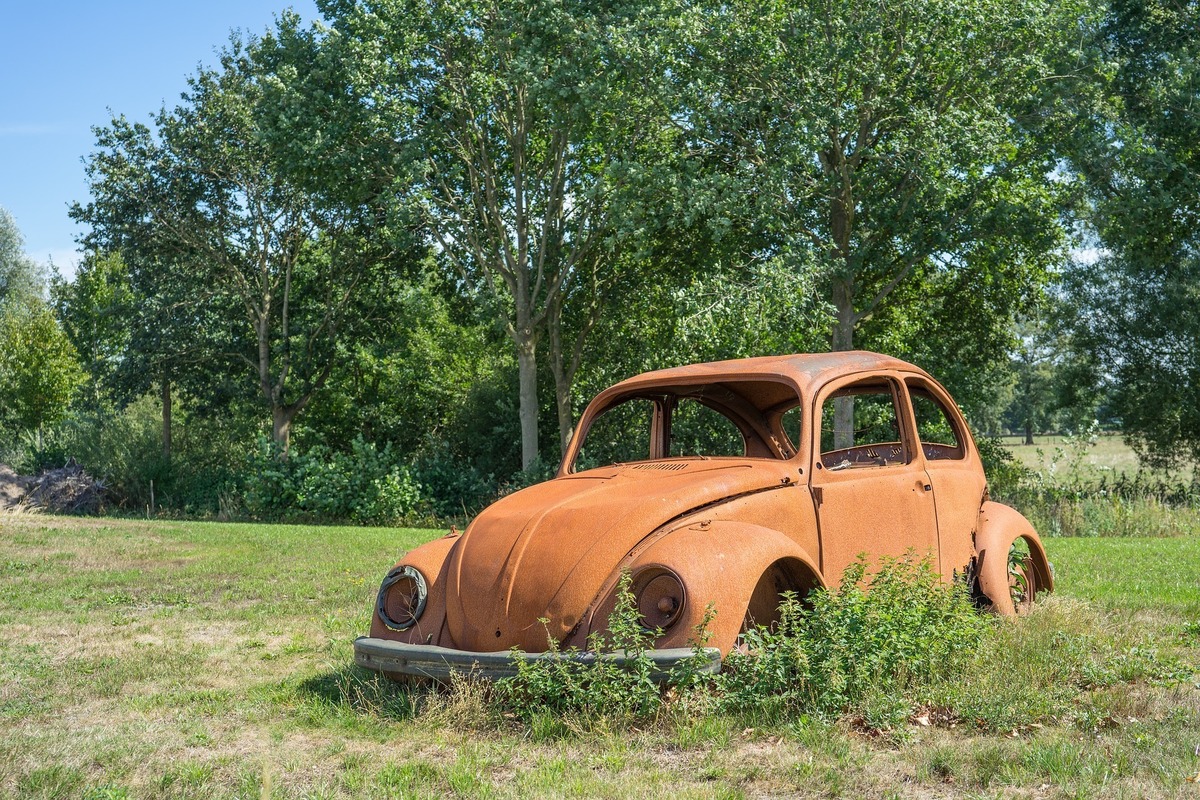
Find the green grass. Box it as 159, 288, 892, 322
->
0, 514, 1197, 799
1045, 535, 1200, 617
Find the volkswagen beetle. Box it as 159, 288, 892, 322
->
354, 351, 1052, 679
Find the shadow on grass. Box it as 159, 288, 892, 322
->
297, 662, 504, 733
296, 664, 428, 722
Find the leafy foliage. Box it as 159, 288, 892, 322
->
243, 435, 421, 525
672, 0, 1087, 362
38, 0, 1200, 517
1059, 0, 1200, 468
0, 299, 84, 435
70, 32, 412, 448
0, 206, 45, 304
715, 555, 990, 730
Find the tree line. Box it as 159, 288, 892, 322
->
1, 0, 1197, 518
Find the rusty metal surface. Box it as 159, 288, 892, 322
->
362, 350, 1053, 673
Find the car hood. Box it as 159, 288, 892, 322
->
444, 460, 788, 651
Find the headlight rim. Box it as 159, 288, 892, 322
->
376, 565, 428, 632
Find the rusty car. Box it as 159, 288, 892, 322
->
354, 351, 1053, 680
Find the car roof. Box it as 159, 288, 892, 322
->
606, 351, 930, 399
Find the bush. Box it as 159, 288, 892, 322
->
411, 439, 497, 519
714, 554, 991, 730
243, 435, 422, 524
25, 397, 171, 508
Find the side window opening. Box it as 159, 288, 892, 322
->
570, 380, 801, 472
909, 386, 965, 461
819, 383, 907, 469
778, 405, 803, 454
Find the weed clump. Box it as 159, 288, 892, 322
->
493, 571, 666, 722
714, 555, 990, 730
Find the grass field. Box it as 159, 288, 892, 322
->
1000, 434, 1196, 485
1, 514, 1198, 799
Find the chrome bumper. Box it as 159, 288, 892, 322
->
353, 636, 721, 681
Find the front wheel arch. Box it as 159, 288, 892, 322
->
594, 522, 824, 654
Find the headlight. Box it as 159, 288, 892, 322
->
633, 566, 686, 631
376, 565, 427, 631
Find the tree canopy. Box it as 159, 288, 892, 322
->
0, 207, 45, 304
1062, 0, 1200, 467
37, 0, 1200, 515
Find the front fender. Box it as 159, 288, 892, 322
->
975, 501, 1053, 614
368, 533, 459, 645
580, 521, 824, 654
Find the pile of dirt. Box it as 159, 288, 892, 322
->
0, 461, 106, 514
0, 464, 35, 508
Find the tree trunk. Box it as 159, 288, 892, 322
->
553, 376, 573, 460
550, 354, 574, 461
1024, 421, 1034, 446
515, 335, 539, 471
831, 278, 856, 450
272, 405, 297, 454
547, 307, 574, 461
161, 378, 172, 463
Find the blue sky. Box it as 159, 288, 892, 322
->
0, 0, 319, 275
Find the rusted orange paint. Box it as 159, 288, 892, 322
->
367, 351, 1053, 656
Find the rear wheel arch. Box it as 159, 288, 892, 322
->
974, 501, 1054, 615
743, 555, 824, 630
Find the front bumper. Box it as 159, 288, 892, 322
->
353, 636, 721, 682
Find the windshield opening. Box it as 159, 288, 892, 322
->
570, 380, 801, 472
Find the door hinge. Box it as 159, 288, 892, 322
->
812, 486, 823, 507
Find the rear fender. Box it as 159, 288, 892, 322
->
579, 521, 824, 654
975, 501, 1053, 615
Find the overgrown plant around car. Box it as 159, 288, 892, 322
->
494, 572, 665, 721
492, 555, 995, 731
488, 555, 1194, 735
712, 555, 991, 730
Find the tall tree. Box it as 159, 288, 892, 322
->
676, 0, 1089, 444
0, 206, 45, 303
0, 299, 84, 446
1063, 0, 1200, 468
72, 35, 398, 451
50, 251, 133, 411
294, 0, 676, 467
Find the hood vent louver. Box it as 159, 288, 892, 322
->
628, 462, 690, 471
